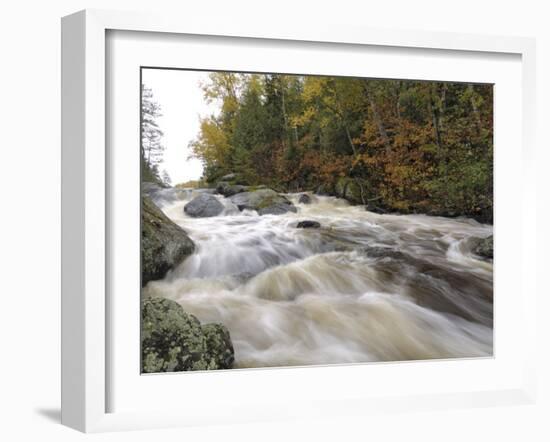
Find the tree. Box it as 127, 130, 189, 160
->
141, 85, 165, 181
161, 169, 172, 186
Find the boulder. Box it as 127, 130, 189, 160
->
298, 193, 312, 204
141, 196, 195, 286
215, 181, 230, 195
296, 220, 321, 229
258, 203, 298, 216
229, 188, 297, 215
473, 235, 493, 259
363, 246, 407, 261
315, 183, 334, 196
216, 181, 248, 197
141, 297, 234, 373
142, 181, 165, 197
225, 185, 247, 197
366, 204, 387, 214
184, 193, 224, 217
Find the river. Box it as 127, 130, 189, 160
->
143, 189, 493, 368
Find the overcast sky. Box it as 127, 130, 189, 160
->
142, 68, 217, 184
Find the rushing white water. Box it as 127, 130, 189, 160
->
143, 189, 493, 368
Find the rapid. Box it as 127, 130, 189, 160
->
143, 189, 493, 368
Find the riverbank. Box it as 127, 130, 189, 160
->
180, 173, 493, 223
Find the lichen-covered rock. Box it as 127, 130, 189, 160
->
141, 297, 234, 373
142, 196, 195, 286
229, 188, 296, 215
184, 193, 224, 217
473, 235, 493, 259
298, 193, 312, 204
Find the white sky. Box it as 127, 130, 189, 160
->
142, 69, 217, 184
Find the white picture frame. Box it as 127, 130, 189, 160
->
61, 9, 537, 433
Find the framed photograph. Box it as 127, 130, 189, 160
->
61, 9, 537, 432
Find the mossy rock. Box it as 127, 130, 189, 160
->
473, 235, 493, 260
229, 188, 296, 215
141, 196, 195, 286
141, 297, 234, 373
315, 183, 335, 196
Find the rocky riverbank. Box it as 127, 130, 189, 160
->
199, 172, 493, 223
141, 185, 236, 372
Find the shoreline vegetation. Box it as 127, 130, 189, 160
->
187, 74, 493, 224
140, 72, 493, 373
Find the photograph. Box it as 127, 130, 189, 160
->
140, 68, 494, 373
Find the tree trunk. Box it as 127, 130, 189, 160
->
395, 80, 402, 120
364, 84, 391, 153
430, 83, 448, 205
430, 93, 443, 151
354, 178, 367, 205
344, 125, 357, 156
468, 84, 483, 134
280, 77, 293, 151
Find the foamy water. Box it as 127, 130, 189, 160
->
143, 188, 493, 368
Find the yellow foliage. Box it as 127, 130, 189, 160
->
190, 117, 231, 168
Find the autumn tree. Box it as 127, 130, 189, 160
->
189, 73, 493, 222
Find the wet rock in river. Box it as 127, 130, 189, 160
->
258, 203, 297, 216
141, 196, 195, 286
229, 188, 296, 215
141, 297, 234, 373
298, 193, 312, 204
216, 181, 248, 197
184, 193, 224, 217
296, 220, 321, 229
363, 246, 407, 261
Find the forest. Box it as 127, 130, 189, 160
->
185, 73, 493, 222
